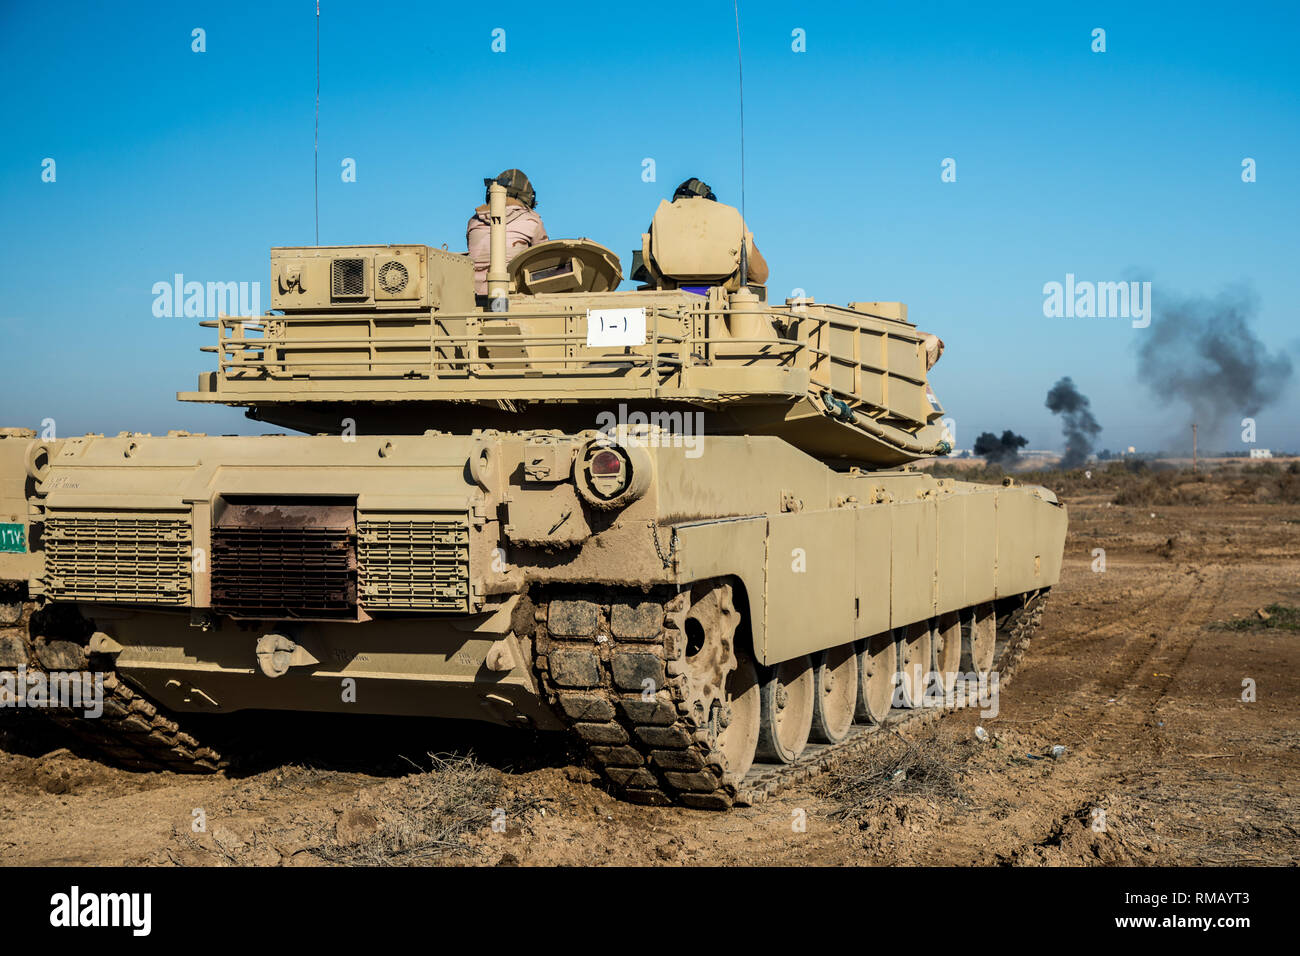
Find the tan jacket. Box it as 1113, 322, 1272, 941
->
466, 201, 548, 294
921, 332, 945, 370
743, 233, 769, 285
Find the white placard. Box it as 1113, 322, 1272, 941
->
586, 307, 647, 347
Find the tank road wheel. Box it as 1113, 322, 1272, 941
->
964, 602, 997, 676
679, 582, 760, 786
810, 644, 857, 744
540, 587, 1055, 806
854, 631, 895, 725
933, 612, 962, 696
756, 655, 814, 764
712, 650, 761, 786
896, 621, 932, 709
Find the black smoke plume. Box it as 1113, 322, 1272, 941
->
973, 430, 1028, 466
1136, 286, 1292, 449
1045, 376, 1102, 469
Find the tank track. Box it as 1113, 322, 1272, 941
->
535, 586, 1050, 809
1, 579, 1048, 795
0, 585, 224, 773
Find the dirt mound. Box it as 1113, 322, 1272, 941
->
992, 797, 1156, 866
311, 754, 546, 865
0, 749, 123, 796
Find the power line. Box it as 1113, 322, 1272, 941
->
733, 0, 748, 286
312, 1, 317, 247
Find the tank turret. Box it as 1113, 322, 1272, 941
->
182, 214, 951, 467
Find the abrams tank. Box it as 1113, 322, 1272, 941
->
0, 184, 1066, 807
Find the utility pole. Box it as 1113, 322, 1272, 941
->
1192, 423, 1198, 473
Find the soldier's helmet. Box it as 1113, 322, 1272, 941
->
672, 177, 716, 201
484, 169, 537, 209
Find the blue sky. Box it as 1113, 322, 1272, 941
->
2, 0, 1297, 453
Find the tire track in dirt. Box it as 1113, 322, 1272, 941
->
958, 559, 1233, 864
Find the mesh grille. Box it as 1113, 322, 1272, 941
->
377, 260, 409, 294
331, 257, 367, 297
211, 504, 357, 619
44, 514, 192, 605
358, 516, 470, 612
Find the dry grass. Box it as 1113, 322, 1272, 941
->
819, 728, 965, 823
929, 460, 1300, 506
1211, 604, 1300, 633
313, 753, 545, 864
1111, 465, 1300, 507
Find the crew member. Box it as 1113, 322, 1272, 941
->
921, 333, 944, 370
467, 169, 547, 294
667, 177, 769, 285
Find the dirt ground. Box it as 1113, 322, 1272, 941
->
2, 472, 1297, 867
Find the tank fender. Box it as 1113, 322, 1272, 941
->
668, 516, 769, 662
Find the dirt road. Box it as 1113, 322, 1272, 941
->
2, 486, 1296, 866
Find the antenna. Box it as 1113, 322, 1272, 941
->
733, 0, 748, 287
314, 0, 321, 245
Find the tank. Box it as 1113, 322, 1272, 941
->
0, 184, 1067, 807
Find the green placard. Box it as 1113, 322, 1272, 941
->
0, 523, 26, 553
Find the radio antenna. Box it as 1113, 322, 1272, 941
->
733, 0, 748, 286
314, 0, 321, 245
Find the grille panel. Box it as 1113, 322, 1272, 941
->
331, 257, 367, 297
211, 527, 355, 618
44, 514, 192, 605
358, 515, 470, 612
211, 502, 357, 619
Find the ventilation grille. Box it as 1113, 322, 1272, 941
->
377, 259, 409, 294
44, 514, 192, 605
211, 513, 356, 619
331, 257, 367, 297
358, 515, 470, 612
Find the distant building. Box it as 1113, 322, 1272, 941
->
1249, 448, 1273, 459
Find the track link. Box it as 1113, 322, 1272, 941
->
0, 585, 224, 773
534, 586, 740, 808
535, 586, 1050, 808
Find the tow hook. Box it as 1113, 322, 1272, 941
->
255, 633, 320, 678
